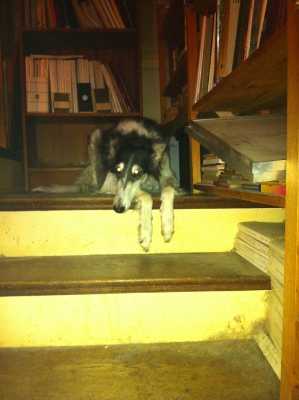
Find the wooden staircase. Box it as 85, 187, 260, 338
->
0, 193, 284, 398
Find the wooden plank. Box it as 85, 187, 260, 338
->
194, 183, 285, 208
280, 2, 299, 399
0, 253, 271, 296
0, 193, 273, 211
192, 24, 287, 113
0, 341, 280, 400
162, 52, 187, 97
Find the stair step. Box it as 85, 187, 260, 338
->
0, 192, 273, 211
0, 253, 270, 296
0, 340, 280, 399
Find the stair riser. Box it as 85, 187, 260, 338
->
0, 208, 285, 256
0, 291, 268, 347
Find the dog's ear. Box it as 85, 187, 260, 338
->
88, 128, 102, 165
151, 141, 168, 164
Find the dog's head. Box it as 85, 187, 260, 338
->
101, 118, 169, 213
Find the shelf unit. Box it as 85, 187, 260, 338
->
157, 1, 299, 398
19, 1, 142, 191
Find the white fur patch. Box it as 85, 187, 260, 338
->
160, 186, 175, 243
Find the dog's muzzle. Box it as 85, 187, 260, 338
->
113, 204, 125, 213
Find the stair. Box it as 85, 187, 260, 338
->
0, 193, 285, 397
0, 340, 279, 400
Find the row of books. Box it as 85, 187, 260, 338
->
233, 221, 285, 365
25, 55, 138, 114
201, 153, 286, 194
194, 0, 287, 102
24, 0, 134, 29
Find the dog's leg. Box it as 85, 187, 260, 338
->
135, 190, 153, 252
160, 185, 175, 243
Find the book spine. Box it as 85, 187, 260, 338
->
107, 0, 125, 28
90, 0, 111, 28
236, 230, 269, 255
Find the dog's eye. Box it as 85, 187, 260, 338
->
115, 166, 122, 174
133, 169, 142, 177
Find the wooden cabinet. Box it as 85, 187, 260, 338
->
19, 1, 142, 191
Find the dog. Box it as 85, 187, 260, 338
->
33, 117, 180, 251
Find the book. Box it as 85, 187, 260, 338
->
25, 56, 50, 112
26, 77, 49, 113
213, 181, 241, 189
199, 14, 215, 98
248, 0, 268, 56
89, 61, 111, 112
270, 276, 284, 301
114, 62, 138, 112
216, 0, 240, 77
266, 289, 283, 351
108, 62, 134, 112
115, 0, 134, 28
202, 155, 224, 165
260, 0, 287, 46
90, 0, 112, 28
241, 0, 255, 61
233, 0, 251, 68
260, 182, 286, 196
234, 236, 269, 264
81, 0, 104, 28
101, 64, 123, 112
194, 15, 207, 103
267, 254, 284, 286
71, 0, 95, 28
235, 230, 269, 256
237, 221, 285, 245
234, 245, 268, 273
269, 238, 284, 262
76, 58, 93, 112
107, 0, 125, 28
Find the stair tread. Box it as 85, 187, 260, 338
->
0, 340, 280, 399
0, 192, 272, 210
0, 252, 270, 296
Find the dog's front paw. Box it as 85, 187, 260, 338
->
161, 212, 174, 243
138, 224, 152, 252
160, 186, 175, 243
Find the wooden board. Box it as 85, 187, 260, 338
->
0, 252, 271, 296
0, 193, 272, 211
194, 184, 285, 208
186, 114, 286, 182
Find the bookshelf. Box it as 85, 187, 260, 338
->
19, 0, 142, 191
157, 2, 299, 396
157, 1, 200, 190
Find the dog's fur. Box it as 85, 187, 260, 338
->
33, 117, 180, 251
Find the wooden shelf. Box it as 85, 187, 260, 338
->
0, 193, 273, 211
194, 184, 285, 208
192, 24, 287, 113
26, 112, 140, 118
0, 252, 270, 296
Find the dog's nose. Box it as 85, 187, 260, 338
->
113, 205, 125, 213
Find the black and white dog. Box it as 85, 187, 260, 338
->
34, 117, 180, 251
